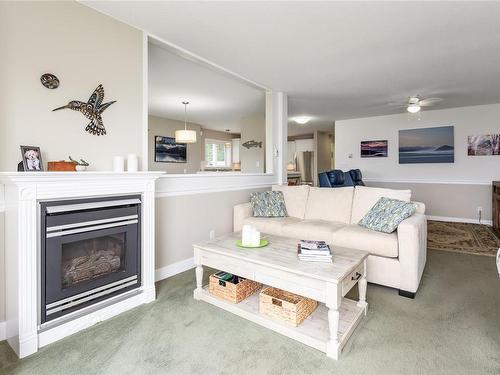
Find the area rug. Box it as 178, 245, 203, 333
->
427, 220, 500, 257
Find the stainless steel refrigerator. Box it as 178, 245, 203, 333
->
296, 151, 314, 185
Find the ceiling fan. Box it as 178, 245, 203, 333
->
391, 96, 443, 113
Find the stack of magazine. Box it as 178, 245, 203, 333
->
297, 240, 333, 263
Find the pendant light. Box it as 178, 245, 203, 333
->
175, 101, 197, 143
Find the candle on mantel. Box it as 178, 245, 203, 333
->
113, 156, 124, 172
127, 153, 138, 172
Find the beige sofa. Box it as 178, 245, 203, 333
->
234, 185, 427, 298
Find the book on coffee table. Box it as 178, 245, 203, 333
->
297, 240, 333, 263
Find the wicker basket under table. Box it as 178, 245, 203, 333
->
259, 287, 318, 327
208, 274, 261, 303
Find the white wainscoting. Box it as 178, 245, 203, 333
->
363, 178, 491, 186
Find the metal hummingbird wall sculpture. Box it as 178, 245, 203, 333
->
53, 84, 116, 136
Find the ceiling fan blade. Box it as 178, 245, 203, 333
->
387, 102, 408, 107
419, 97, 443, 107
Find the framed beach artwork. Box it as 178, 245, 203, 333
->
467, 134, 500, 156
154, 136, 187, 163
398, 126, 454, 164
361, 140, 388, 158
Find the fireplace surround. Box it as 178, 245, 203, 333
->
0, 172, 164, 358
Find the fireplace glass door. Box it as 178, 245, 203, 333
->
61, 232, 126, 289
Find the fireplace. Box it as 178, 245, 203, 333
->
41, 196, 141, 324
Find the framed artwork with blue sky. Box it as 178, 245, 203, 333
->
399, 126, 454, 164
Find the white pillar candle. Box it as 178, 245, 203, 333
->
242, 225, 252, 246
113, 156, 125, 172
127, 153, 138, 172
251, 230, 261, 247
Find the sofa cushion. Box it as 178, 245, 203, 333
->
272, 185, 310, 219
305, 187, 354, 224
350, 186, 411, 224
281, 220, 346, 244
359, 197, 417, 233
250, 191, 288, 217
242, 216, 302, 236
334, 225, 399, 258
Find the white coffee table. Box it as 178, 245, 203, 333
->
193, 232, 368, 360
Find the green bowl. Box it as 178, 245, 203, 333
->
236, 239, 269, 248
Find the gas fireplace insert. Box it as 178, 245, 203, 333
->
40, 195, 141, 324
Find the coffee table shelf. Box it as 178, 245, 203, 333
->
197, 285, 365, 354
193, 233, 368, 360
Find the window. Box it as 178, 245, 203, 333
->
205, 139, 232, 167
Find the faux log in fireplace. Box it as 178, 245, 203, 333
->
41, 196, 141, 323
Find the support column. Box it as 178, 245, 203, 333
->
266, 91, 288, 185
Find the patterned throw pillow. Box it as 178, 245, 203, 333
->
250, 191, 288, 217
358, 197, 416, 233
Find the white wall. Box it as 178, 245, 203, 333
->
0, 3, 287, 333
155, 187, 267, 269
316, 131, 333, 174
0, 0, 144, 328
336, 103, 500, 221
0, 2, 144, 171
336, 103, 500, 182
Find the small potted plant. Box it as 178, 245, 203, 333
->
69, 156, 89, 172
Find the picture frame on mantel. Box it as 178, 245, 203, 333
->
20, 145, 44, 171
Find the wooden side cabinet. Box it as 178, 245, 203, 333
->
493, 181, 500, 231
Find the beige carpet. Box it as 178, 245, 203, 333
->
427, 220, 500, 257
1, 250, 499, 375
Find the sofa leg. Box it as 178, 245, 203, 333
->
398, 290, 416, 299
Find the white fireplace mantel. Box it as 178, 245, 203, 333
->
0, 171, 165, 358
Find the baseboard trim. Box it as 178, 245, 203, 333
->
155, 257, 195, 282
427, 215, 492, 226
0, 321, 6, 341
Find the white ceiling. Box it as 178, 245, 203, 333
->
83, 1, 500, 133
148, 41, 264, 133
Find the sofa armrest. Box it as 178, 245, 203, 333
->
413, 201, 426, 214
397, 213, 427, 293
234, 203, 252, 232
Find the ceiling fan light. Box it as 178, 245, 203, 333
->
294, 116, 311, 125
407, 104, 421, 114
175, 129, 197, 143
